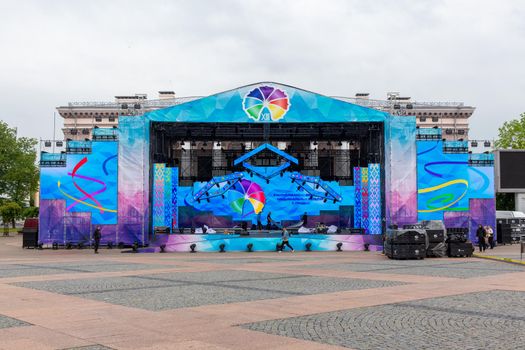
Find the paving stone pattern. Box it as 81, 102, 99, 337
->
0, 261, 167, 278
14, 270, 404, 311
0, 314, 30, 329
242, 290, 525, 350
62, 346, 115, 350
293, 259, 525, 278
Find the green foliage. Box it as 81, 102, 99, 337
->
0, 120, 39, 205
0, 201, 22, 227
496, 193, 514, 211
22, 206, 39, 219
494, 112, 525, 149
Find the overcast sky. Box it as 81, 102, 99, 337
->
0, 0, 524, 142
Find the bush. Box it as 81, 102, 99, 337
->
22, 206, 39, 218
0, 202, 22, 228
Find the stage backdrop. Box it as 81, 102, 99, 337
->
39, 141, 118, 244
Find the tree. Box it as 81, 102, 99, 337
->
0, 121, 39, 206
494, 112, 525, 149
22, 206, 39, 219
0, 202, 22, 228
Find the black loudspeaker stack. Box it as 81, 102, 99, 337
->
426, 229, 446, 257
496, 218, 524, 245
384, 229, 426, 260
445, 227, 473, 257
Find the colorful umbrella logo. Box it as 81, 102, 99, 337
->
229, 179, 266, 215
242, 85, 290, 121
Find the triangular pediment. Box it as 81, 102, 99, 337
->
145, 82, 388, 123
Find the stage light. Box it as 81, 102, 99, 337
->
305, 242, 312, 251
52, 242, 58, 250
37, 243, 43, 250
247, 243, 253, 252
77, 242, 84, 249
66, 242, 72, 249
190, 243, 197, 253
333, 199, 337, 204
181, 141, 185, 146
132, 241, 139, 253
107, 241, 113, 249
323, 198, 327, 203
336, 242, 343, 251
178, 227, 184, 234
364, 243, 370, 251
313, 141, 318, 146
433, 126, 438, 129
297, 185, 301, 190
266, 179, 270, 184
309, 195, 313, 200
315, 184, 319, 189
160, 244, 166, 253
216, 141, 221, 146
118, 242, 125, 249
206, 198, 210, 203
203, 141, 207, 147
338, 141, 343, 146
191, 141, 196, 146
219, 243, 226, 252
327, 141, 332, 146
280, 171, 284, 177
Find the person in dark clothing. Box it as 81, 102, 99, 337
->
279, 228, 294, 252
266, 212, 273, 230
301, 212, 308, 226
93, 226, 102, 254
476, 224, 486, 252
256, 212, 262, 231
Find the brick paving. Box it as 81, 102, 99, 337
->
0, 314, 30, 329
1, 235, 525, 349
242, 290, 525, 350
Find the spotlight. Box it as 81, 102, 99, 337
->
66, 242, 72, 249
247, 243, 253, 252
219, 243, 226, 252
37, 243, 43, 250
338, 141, 343, 146
313, 141, 318, 146
77, 242, 84, 250
107, 241, 114, 249
297, 185, 301, 190
118, 242, 125, 249
364, 243, 370, 251
323, 198, 327, 203
179, 227, 184, 234
132, 241, 139, 253
280, 171, 284, 177
266, 179, 269, 184
191, 140, 196, 146
305, 242, 312, 251
333, 199, 337, 204
336, 242, 343, 251
180, 141, 185, 146
52, 242, 59, 250
160, 244, 166, 253
203, 141, 207, 147
216, 183, 220, 188
315, 184, 319, 189
190, 243, 197, 253
216, 141, 221, 146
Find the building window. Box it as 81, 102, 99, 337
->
109, 117, 115, 122
82, 129, 90, 135
70, 129, 78, 135
419, 117, 427, 122
95, 117, 102, 122
432, 116, 439, 122
457, 129, 465, 135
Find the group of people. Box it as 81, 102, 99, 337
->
476, 224, 495, 252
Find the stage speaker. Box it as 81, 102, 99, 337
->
385, 243, 426, 259
446, 232, 468, 243
497, 223, 512, 244
447, 242, 474, 257
154, 226, 170, 234
22, 231, 38, 249
386, 229, 426, 244
426, 242, 446, 257
426, 229, 445, 243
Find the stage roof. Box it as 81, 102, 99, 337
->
144, 82, 390, 124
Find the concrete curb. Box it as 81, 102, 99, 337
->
473, 253, 525, 266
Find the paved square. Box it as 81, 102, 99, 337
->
2, 236, 525, 349
242, 290, 525, 350
293, 259, 525, 278
14, 270, 404, 311
0, 314, 30, 329
0, 261, 168, 278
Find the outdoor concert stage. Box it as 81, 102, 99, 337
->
38, 82, 496, 252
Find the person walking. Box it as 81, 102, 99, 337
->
266, 212, 273, 230
301, 212, 308, 227
279, 228, 294, 252
485, 225, 495, 249
476, 224, 486, 252
93, 226, 102, 254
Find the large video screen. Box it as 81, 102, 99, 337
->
499, 151, 525, 190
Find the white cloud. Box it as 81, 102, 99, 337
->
0, 0, 524, 140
